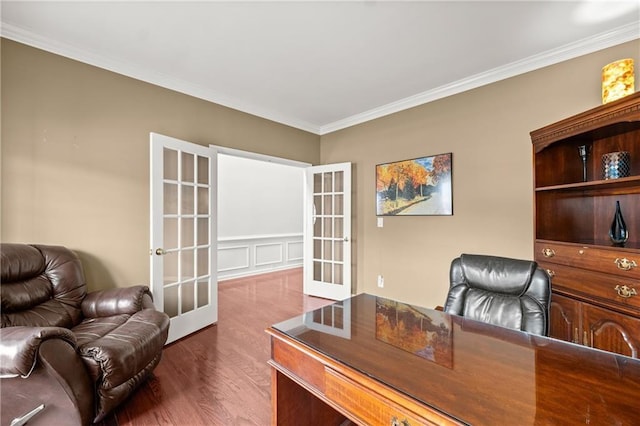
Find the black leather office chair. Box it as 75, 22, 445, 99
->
443, 254, 551, 336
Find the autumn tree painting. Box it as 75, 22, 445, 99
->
375, 297, 453, 368
376, 153, 452, 216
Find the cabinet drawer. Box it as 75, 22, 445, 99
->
535, 241, 640, 280
540, 261, 640, 315
324, 368, 439, 426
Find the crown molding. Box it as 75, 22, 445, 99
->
319, 21, 640, 135
2, 20, 638, 137
0, 23, 322, 135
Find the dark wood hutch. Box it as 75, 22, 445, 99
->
530, 91, 640, 357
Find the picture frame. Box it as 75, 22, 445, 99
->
376, 152, 452, 216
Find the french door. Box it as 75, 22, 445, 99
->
304, 163, 352, 300
150, 133, 217, 344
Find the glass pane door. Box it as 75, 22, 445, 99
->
151, 133, 217, 344
304, 163, 351, 300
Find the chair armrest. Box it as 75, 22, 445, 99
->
81, 285, 155, 318
0, 326, 77, 378
79, 309, 169, 390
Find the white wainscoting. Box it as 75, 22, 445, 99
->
218, 234, 303, 281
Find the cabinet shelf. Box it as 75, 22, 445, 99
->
535, 175, 640, 192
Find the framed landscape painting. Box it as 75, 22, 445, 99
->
376, 152, 452, 216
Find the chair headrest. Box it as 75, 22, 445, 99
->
459, 253, 537, 296
1, 243, 45, 283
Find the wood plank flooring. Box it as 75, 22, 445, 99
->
113, 268, 333, 425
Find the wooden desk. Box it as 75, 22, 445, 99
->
267, 294, 640, 425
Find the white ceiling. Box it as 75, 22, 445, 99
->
1, 1, 639, 135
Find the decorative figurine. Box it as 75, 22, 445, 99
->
609, 200, 629, 246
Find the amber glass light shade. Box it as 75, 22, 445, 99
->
602, 59, 635, 104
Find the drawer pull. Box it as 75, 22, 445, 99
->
614, 258, 637, 271
546, 269, 556, 278
390, 418, 410, 426
615, 285, 637, 298
542, 248, 555, 258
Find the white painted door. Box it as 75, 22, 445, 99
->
304, 163, 352, 300
150, 133, 217, 344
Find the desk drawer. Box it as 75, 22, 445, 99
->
271, 335, 326, 392
325, 368, 439, 426
540, 261, 640, 315
535, 241, 640, 280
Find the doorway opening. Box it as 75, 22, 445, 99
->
215, 148, 309, 281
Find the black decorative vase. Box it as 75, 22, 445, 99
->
609, 201, 629, 246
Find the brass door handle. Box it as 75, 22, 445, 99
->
542, 248, 555, 258
614, 258, 637, 271
615, 285, 637, 298
155, 248, 167, 256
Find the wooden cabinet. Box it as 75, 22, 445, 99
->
531, 92, 640, 357
550, 293, 640, 357
583, 303, 640, 358
549, 293, 580, 343
549, 294, 640, 358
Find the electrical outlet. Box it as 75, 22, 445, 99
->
377, 275, 384, 288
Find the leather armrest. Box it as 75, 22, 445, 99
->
0, 326, 77, 378
79, 309, 170, 389
81, 285, 154, 318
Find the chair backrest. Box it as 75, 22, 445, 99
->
1, 243, 87, 328
443, 253, 551, 336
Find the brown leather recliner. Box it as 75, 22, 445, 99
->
0, 243, 170, 425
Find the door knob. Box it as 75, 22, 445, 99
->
155, 248, 166, 256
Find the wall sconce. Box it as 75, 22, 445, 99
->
602, 58, 634, 104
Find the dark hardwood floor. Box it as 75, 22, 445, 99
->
113, 268, 333, 425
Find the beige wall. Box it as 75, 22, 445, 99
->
321, 40, 639, 308
3, 37, 638, 303
1, 39, 320, 291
